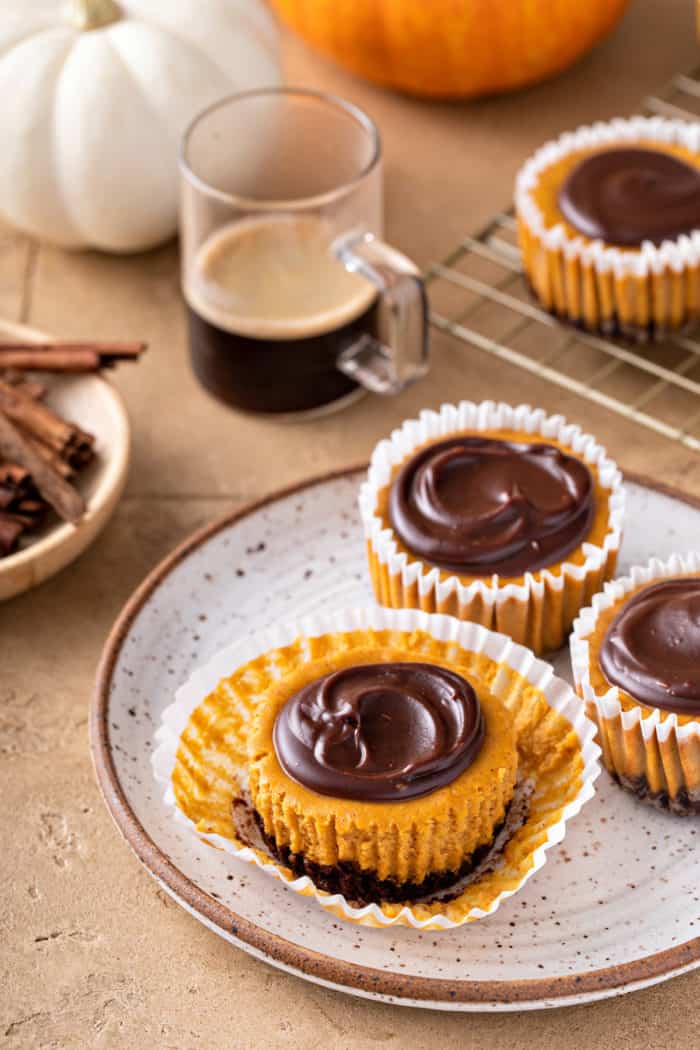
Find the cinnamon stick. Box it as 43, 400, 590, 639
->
0, 512, 24, 555
6, 499, 46, 529
0, 348, 101, 372
6, 513, 42, 529
3, 369, 27, 384
0, 411, 84, 523
15, 498, 45, 517
12, 377, 47, 401
0, 462, 30, 486
0, 463, 33, 508
4, 371, 49, 400
0, 340, 145, 355
0, 340, 146, 373
0, 483, 26, 510
23, 434, 75, 480
0, 379, 94, 461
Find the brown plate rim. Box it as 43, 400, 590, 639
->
90, 465, 700, 1007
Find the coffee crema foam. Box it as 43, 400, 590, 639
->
185, 216, 377, 341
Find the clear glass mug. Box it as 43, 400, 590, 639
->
179, 88, 429, 417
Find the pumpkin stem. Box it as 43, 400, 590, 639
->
66, 0, 121, 30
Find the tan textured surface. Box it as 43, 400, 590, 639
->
3, 1, 700, 1045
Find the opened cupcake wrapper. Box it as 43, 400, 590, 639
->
570, 552, 700, 811
515, 116, 700, 336
153, 606, 600, 930
359, 401, 624, 654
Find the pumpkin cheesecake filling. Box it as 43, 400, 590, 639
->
247, 654, 517, 901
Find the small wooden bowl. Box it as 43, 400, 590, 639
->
0, 320, 130, 600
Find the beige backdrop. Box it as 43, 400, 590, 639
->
3, 1, 700, 1047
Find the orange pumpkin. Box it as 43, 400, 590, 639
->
270, 0, 631, 99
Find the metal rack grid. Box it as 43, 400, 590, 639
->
425, 64, 700, 453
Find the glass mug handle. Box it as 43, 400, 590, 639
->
332, 230, 429, 395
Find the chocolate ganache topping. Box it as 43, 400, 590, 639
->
558, 147, 700, 247
389, 437, 595, 576
600, 577, 700, 715
273, 662, 485, 801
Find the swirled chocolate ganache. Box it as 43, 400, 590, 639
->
389, 437, 595, 576
273, 662, 485, 801
600, 577, 700, 715
558, 147, 700, 247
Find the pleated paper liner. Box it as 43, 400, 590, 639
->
153, 607, 601, 930
571, 553, 700, 814
359, 402, 624, 655
515, 116, 700, 338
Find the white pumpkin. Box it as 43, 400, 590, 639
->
0, 0, 279, 252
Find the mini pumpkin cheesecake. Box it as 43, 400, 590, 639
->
247, 655, 517, 902
158, 607, 600, 927
516, 116, 700, 339
571, 553, 700, 814
360, 401, 624, 653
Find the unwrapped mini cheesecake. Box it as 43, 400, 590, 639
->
153, 608, 600, 929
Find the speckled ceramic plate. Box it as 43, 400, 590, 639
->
92, 469, 700, 1011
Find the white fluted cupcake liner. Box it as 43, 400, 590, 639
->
570, 552, 700, 813
153, 606, 600, 929
515, 116, 700, 336
359, 401, 624, 654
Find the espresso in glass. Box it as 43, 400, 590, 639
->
180, 89, 428, 417
185, 215, 378, 415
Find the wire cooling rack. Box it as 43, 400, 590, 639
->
425, 64, 700, 453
